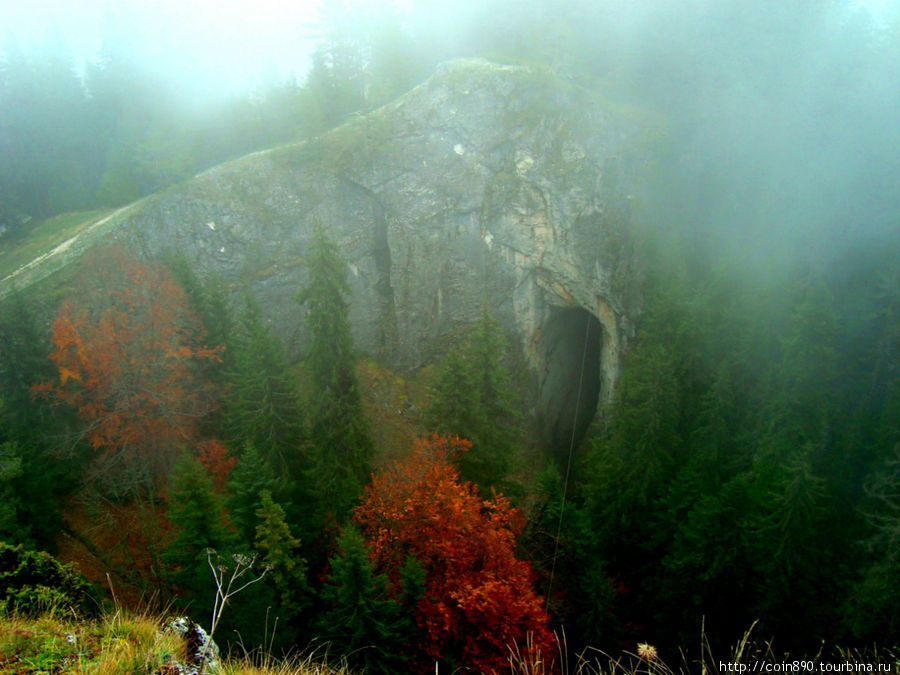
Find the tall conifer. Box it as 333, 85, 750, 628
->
254, 490, 311, 617
425, 308, 517, 490
297, 224, 372, 516
315, 525, 412, 674
225, 295, 305, 471
164, 455, 233, 601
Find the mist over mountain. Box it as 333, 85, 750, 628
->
4, 0, 897, 261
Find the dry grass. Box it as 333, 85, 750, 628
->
4, 611, 893, 675
508, 624, 898, 675
0, 609, 183, 674
0, 609, 350, 675
221, 649, 355, 675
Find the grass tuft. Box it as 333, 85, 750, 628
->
508, 624, 898, 675
3, 611, 893, 675
0, 609, 351, 675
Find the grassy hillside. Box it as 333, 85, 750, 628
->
0, 210, 112, 282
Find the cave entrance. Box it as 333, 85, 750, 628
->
537, 306, 604, 467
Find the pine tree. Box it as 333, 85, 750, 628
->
0, 293, 56, 438
848, 443, 900, 639
307, 0, 369, 125
743, 277, 845, 642
522, 464, 619, 650
211, 488, 312, 651
764, 276, 841, 458
571, 273, 703, 648
297, 224, 372, 517
660, 470, 759, 644
0, 42, 95, 218
167, 258, 235, 372
36, 250, 222, 495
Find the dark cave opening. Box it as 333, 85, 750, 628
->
537, 306, 604, 467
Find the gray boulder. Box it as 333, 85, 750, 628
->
165, 616, 220, 674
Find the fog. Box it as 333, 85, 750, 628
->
1, 0, 321, 101
3, 0, 900, 654
2, 0, 898, 263
5, 1, 894, 97
605, 0, 900, 275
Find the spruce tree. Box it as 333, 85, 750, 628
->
221, 489, 311, 651
254, 490, 311, 614
164, 455, 233, 602
315, 525, 413, 674
0, 293, 71, 550
0, 442, 27, 546
226, 442, 287, 543
297, 224, 372, 516
225, 295, 305, 471
426, 308, 518, 491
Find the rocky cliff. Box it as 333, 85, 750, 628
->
18, 58, 658, 454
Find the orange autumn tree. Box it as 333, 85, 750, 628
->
197, 439, 236, 492
354, 434, 557, 674
37, 248, 222, 494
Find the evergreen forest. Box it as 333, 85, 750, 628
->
1, 0, 900, 672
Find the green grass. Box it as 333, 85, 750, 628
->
0, 208, 113, 282
0, 610, 354, 675
0, 611, 181, 674
2, 610, 894, 674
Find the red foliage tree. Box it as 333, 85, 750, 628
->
35, 248, 222, 493
354, 434, 557, 674
56, 497, 173, 604
197, 439, 236, 492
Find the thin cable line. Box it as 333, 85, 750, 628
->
545, 309, 593, 611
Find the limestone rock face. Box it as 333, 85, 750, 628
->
107, 58, 655, 452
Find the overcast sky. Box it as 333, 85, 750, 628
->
1, 0, 896, 104
0, 0, 329, 101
